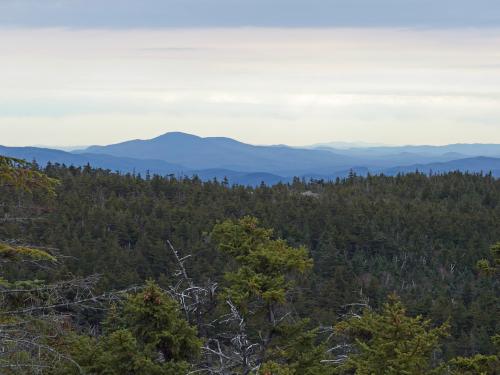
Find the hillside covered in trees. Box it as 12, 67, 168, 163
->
0, 159, 498, 374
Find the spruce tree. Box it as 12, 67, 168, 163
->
66, 281, 201, 375
335, 294, 449, 374
211, 217, 332, 374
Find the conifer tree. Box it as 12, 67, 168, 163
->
0, 156, 78, 373
477, 243, 500, 276
65, 281, 201, 375
211, 216, 312, 318
334, 294, 449, 374
210, 217, 331, 374
0, 156, 104, 374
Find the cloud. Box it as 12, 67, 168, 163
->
1, 27, 500, 146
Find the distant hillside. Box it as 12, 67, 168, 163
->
0, 145, 286, 186
0, 146, 187, 175
78, 132, 366, 175
3, 134, 500, 186
191, 169, 288, 186
384, 156, 500, 176
315, 148, 468, 167
312, 143, 500, 158
81, 132, 500, 174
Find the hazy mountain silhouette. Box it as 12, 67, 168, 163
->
3, 133, 500, 185
78, 132, 366, 175
81, 132, 500, 173
0, 146, 187, 175
383, 156, 500, 176
313, 143, 500, 158
0, 145, 286, 185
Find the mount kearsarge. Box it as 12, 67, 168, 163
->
2, 132, 500, 185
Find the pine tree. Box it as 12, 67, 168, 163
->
0, 156, 83, 373
477, 243, 500, 276
211, 216, 312, 315
0, 156, 58, 195
335, 294, 449, 374
65, 281, 202, 375
211, 217, 331, 373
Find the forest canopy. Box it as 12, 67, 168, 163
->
0, 160, 498, 373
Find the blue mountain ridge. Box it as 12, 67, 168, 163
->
0, 145, 286, 185
382, 156, 500, 176
77, 132, 371, 175
2, 132, 500, 185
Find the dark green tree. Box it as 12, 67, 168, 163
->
477, 242, 500, 276
334, 294, 449, 374
210, 217, 331, 374
0, 156, 87, 373
212, 216, 312, 317
65, 281, 201, 374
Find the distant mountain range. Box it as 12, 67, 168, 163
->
0, 146, 186, 174
78, 132, 367, 175
383, 156, 500, 176
2, 132, 500, 185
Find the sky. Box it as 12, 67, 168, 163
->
1, 1, 500, 147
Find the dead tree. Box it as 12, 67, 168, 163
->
199, 300, 261, 375
0, 156, 142, 373
165, 240, 263, 375
165, 239, 218, 329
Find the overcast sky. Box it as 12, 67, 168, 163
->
1, 1, 500, 147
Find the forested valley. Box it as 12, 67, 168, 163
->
0, 158, 498, 374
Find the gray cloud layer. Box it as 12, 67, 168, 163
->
1, 0, 499, 28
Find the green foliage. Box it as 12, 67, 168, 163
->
64, 281, 201, 374
335, 294, 450, 374
25, 165, 497, 359
0, 154, 58, 293
261, 320, 334, 375
0, 157, 71, 373
79, 329, 191, 375
212, 217, 325, 373
259, 361, 295, 375
477, 242, 500, 276
441, 333, 500, 374
112, 281, 202, 362
212, 216, 312, 310
0, 242, 57, 262
0, 317, 71, 375
444, 354, 499, 374
0, 155, 59, 195
2, 164, 499, 369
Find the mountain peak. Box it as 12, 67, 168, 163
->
152, 132, 201, 141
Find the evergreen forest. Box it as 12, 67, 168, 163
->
0, 158, 498, 374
